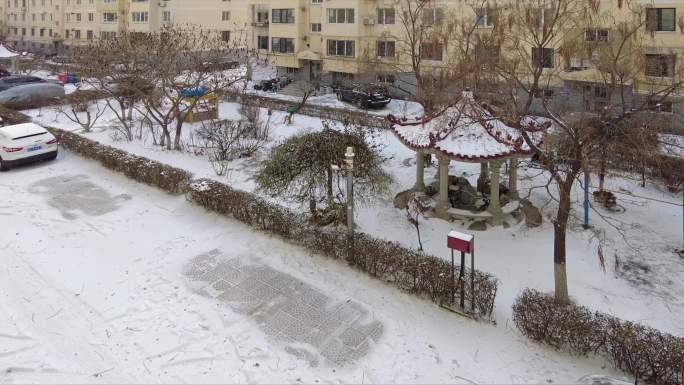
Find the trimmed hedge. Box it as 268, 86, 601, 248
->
49, 128, 192, 194
513, 289, 684, 385
187, 178, 499, 318
222, 91, 388, 129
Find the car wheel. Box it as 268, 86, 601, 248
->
47, 153, 57, 161
0, 158, 7, 172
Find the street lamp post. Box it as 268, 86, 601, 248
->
345, 146, 355, 241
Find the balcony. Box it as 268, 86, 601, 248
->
251, 21, 269, 28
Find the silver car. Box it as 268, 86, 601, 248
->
0, 83, 65, 108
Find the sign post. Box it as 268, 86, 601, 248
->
447, 230, 475, 312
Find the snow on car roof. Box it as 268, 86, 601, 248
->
386, 91, 548, 162
0, 123, 48, 139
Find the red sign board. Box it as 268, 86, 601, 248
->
447, 230, 474, 254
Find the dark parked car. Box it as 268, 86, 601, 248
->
0, 75, 48, 92
205, 58, 240, 71
253, 76, 291, 92
0, 68, 11, 78
336, 84, 391, 109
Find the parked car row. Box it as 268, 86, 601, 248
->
253, 76, 292, 92
0, 73, 65, 108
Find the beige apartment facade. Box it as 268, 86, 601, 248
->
1, 0, 682, 127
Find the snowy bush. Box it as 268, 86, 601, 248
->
513, 289, 684, 385
48, 127, 192, 194
187, 178, 499, 319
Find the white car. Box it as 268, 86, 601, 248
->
0, 123, 58, 171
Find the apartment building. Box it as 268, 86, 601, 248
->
3, 0, 62, 53
1, 0, 682, 127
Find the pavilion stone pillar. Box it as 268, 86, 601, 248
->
477, 162, 490, 193
414, 150, 426, 193
435, 155, 451, 219
488, 161, 503, 226
508, 158, 519, 200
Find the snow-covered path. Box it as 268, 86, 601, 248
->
0, 151, 626, 383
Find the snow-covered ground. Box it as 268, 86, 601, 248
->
25, 99, 684, 341
0, 152, 630, 383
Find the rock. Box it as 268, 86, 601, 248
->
520, 199, 542, 227
448, 177, 478, 209
393, 189, 413, 210
468, 220, 488, 231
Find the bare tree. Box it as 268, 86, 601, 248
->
284, 81, 316, 125
75, 25, 248, 149
58, 93, 106, 133
406, 193, 429, 251
365, 0, 502, 112
74, 33, 154, 141
492, 0, 684, 303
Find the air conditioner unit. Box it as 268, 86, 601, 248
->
363, 18, 375, 25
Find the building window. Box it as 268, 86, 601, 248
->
103, 12, 117, 23
327, 39, 355, 57
328, 8, 354, 24
376, 40, 395, 58
377, 74, 395, 84
272, 9, 294, 24
271, 37, 294, 53
311, 23, 321, 33
257, 35, 268, 50
256, 11, 269, 23
222, 11, 230, 21
532, 47, 554, 68
594, 85, 607, 99
645, 54, 675, 77
585, 29, 609, 42
221, 31, 230, 42
422, 8, 443, 26
475, 7, 495, 28
131, 12, 148, 23
646, 8, 676, 32
421, 42, 443, 61
475, 44, 500, 67
377, 8, 395, 24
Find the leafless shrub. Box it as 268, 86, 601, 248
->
58, 95, 106, 133
196, 117, 269, 176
